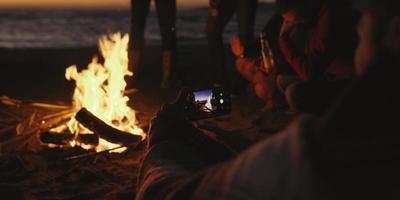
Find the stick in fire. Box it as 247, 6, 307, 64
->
75, 108, 142, 145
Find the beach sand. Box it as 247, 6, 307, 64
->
0, 44, 294, 199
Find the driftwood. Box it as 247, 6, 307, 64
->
30, 102, 70, 110
0, 110, 74, 153
0, 96, 22, 107
0, 109, 22, 122
40, 132, 99, 146
75, 108, 142, 145
64, 144, 128, 160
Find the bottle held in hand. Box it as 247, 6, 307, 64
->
260, 33, 276, 74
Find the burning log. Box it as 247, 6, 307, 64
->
40, 132, 99, 146
75, 108, 142, 145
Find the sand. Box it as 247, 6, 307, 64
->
0, 44, 294, 199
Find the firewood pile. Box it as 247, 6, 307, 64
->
0, 96, 148, 199
0, 91, 293, 199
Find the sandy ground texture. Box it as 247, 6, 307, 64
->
0, 45, 295, 199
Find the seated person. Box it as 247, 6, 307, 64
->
136, 0, 400, 199
231, 0, 358, 114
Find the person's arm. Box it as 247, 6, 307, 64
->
230, 35, 265, 83
136, 91, 235, 200
137, 115, 235, 200
192, 116, 317, 199
279, 6, 334, 81
137, 115, 318, 199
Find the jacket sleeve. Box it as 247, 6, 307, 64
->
136, 116, 318, 200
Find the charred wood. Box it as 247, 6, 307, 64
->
75, 108, 142, 145
40, 132, 99, 146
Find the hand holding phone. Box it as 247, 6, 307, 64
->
183, 87, 232, 120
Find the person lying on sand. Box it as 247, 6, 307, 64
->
135, 0, 400, 199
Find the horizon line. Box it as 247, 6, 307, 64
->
0, 5, 209, 10
0, 1, 273, 10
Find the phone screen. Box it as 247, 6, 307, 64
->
193, 89, 214, 113
186, 87, 231, 120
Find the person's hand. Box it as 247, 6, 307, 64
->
149, 88, 236, 161
152, 87, 192, 125
148, 88, 193, 147
236, 57, 258, 82
230, 35, 245, 58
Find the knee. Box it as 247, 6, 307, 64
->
285, 83, 300, 111
255, 82, 273, 101
277, 75, 300, 94
276, 75, 286, 93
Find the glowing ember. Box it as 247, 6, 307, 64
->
52, 32, 145, 152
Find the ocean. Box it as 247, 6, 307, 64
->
0, 6, 273, 48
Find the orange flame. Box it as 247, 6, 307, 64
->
53, 33, 145, 152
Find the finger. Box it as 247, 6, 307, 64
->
175, 87, 191, 106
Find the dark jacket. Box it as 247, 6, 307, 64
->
279, 0, 357, 81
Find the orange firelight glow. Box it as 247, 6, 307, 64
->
52, 32, 145, 153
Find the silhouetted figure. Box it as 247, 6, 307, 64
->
129, 0, 177, 88
278, 0, 357, 114
231, 0, 358, 114
206, 0, 258, 86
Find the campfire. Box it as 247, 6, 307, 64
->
0, 32, 155, 199
0, 33, 145, 155
50, 32, 145, 152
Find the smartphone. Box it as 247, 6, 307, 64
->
184, 87, 231, 120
